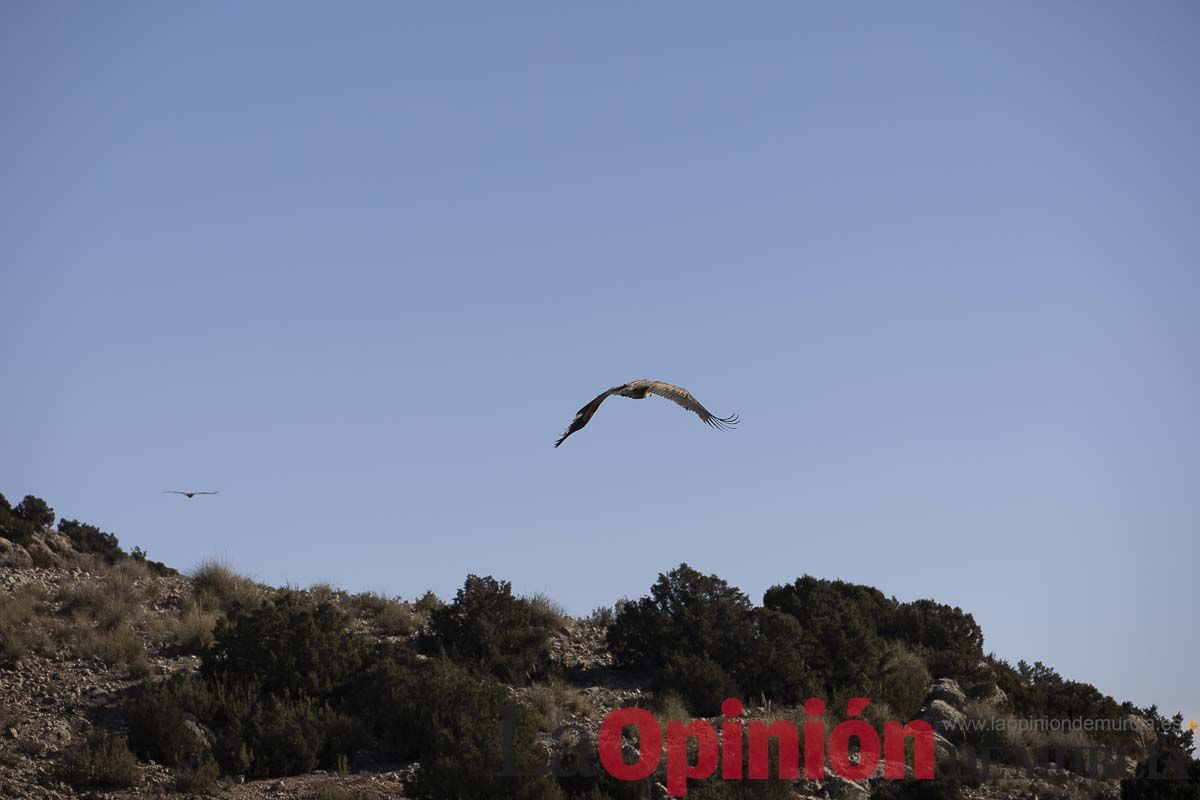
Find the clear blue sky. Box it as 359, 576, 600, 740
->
2, 3, 1196, 724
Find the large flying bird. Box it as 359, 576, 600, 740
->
555, 379, 738, 447
163, 490, 219, 498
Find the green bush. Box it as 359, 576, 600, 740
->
125, 675, 210, 766
609, 564, 756, 676
990, 658, 1127, 747
428, 575, 555, 684
129, 545, 178, 576
351, 592, 420, 636
658, 654, 739, 717
57, 518, 124, 564
126, 671, 358, 779
58, 730, 142, 788
130, 594, 369, 779
0, 494, 38, 545
885, 600, 983, 677
871, 643, 933, 719
238, 694, 357, 777
366, 654, 563, 800
203, 591, 368, 698
13, 495, 55, 528
178, 751, 221, 792
610, 565, 822, 712
734, 608, 814, 706
762, 576, 885, 698
413, 590, 444, 615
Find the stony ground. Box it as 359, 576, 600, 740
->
0, 534, 1135, 799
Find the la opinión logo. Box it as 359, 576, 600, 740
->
504, 696, 935, 798
599, 697, 934, 797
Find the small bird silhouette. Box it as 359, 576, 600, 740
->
163, 490, 219, 499
555, 379, 738, 447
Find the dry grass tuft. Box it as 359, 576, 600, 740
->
0, 583, 51, 666
191, 558, 261, 617
653, 691, 692, 727
308, 581, 339, 606
169, 600, 219, 655
526, 679, 591, 731
350, 591, 421, 636
523, 592, 568, 627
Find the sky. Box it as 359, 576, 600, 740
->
1, 3, 1197, 725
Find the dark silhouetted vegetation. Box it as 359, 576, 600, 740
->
0, 493, 41, 545
607, 564, 970, 716
427, 574, 556, 685
13, 494, 55, 528
203, 590, 368, 697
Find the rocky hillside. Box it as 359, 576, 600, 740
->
0, 499, 1192, 800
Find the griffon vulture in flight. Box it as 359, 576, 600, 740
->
163, 490, 219, 499
555, 379, 738, 447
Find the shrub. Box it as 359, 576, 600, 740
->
239, 694, 356, 777
82, 623, 149, 671
126, 671, 358, 779
58, 730, 141, 788
523, 592, 568, 627
348, 651, 564, 800
308, 581, 339, 605
990, 658, 1127, 747
658, 654, 740, 717
351, 592, 419, 636
171, 600, 219, 655
525, 679, 590, 731
57, 518, 124, 563
191, 558, 262, 618
134, 599, 371, 779
178, 751, 221, 792
13, 495, 55, 528
886, 600, 983, 677
127, 546, 177, 576
609, 564, 756, 676
204, 591, 368, 698
871, 643, 933, 719
609, 565, 818, 712
0, 583, 50, 667
763, 576, 885, 697
428, 575, 554, 684
125, 675, 211, 766
588, 605, 614, 628
413, 590, 444, 615
59, 571, 143, 630
734, 608, 814, 706
0, 497, 37, 545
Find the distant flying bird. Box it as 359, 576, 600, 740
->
163, 490, 219, 498
555, 379, 738, 447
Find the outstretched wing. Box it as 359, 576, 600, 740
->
554, 385, 625, 447
639, 380, 739, 430
163, 490, 187, 495
192, 491, 219, 495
